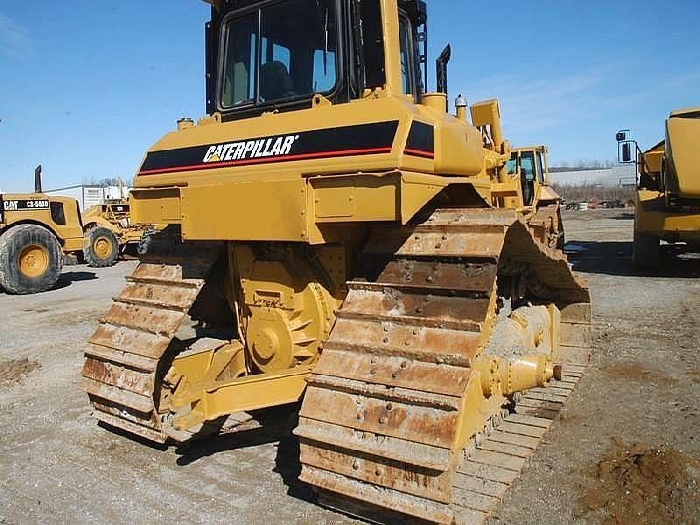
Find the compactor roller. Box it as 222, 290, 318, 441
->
82, 1, 591, 522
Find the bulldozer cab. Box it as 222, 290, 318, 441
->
205, 0, 427, 117
507, 146, 550, 206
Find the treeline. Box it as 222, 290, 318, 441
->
551, 183, 635, 205
81, 177, 124, 187
550, 159, 618, 173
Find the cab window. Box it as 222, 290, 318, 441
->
222, 16, 256, 106
506, 153, 518, 175
537, 151, 546, 184
221, 0, 339, 108
520, 151, 536, 182
399, 16, 414, 96
520, 151, 536, 206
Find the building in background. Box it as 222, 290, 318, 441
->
44, 184, 131, 211
549, 165, 636, 188
549, 165, 637, 208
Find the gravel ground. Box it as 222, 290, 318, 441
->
489, 210, 700, 524
1, 209, 698, 524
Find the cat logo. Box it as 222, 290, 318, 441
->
203, 134, 300, 163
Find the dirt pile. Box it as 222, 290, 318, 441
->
0, 357, 40, 387
578, 440, 700, 524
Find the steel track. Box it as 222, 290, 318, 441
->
295, 207, 590, 524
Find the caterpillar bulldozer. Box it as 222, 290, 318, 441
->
81, 1, 590, 522
81, 180, 161, 267
506, 145, 565, 249
0, 166, 84, 294
617, 107, 700, 267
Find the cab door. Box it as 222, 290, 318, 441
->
519, 149, 537, 206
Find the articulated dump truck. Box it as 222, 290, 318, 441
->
81, 1, 590, 522
617, 107, 700, 267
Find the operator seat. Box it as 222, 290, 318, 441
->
260, 61, 295, 101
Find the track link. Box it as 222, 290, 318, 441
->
81, 235, 223, 443
295, 208, 590, 523
451, 359, 588, 523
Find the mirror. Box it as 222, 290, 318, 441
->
622, 143, 631, 163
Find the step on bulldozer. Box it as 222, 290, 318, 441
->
81, 1, 591, 522
0, 166, 84, 294
617, 108, 700, 267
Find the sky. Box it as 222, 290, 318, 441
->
0, 0, 698, 192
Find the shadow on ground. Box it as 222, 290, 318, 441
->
173, 405, 316, 501
53, 271, 98, 290
97, 420, 169, 450
0, 270, 97, 295
608, 211, 635, 220
567, 241, 700, 278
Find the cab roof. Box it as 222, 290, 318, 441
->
670, 107, 700, 118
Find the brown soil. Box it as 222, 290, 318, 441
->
577, 439, 700, 524
488, 210, 700, 525
602, 363, 679, 385
0, 358, 40, 387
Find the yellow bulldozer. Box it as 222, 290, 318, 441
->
506, 145, 565, 249
0, 166, 84, 294
617, 107, 700, 267
81, 181, 160, 267
81, 1, 590, 522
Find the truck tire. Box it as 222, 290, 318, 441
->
633, 229, 660, 268
83, 226, 119, 268
0, 224, 64, 294
136, 228, 155, 255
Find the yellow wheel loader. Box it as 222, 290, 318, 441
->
0, 166, 84, 294
81, 181, 162, 267
82, 1, 590, 522
617, 108, 700, 267
81, 219, 120, 268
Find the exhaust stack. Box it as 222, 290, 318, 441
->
436, 44, 451, 112
34, 165, 42, 193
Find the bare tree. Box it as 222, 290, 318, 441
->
82, 177, 122, 187
550, 158, 619, 172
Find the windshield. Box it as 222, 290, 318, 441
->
520, 151, 536, 181
221, 0, 338, 108
506, 154, 517, 175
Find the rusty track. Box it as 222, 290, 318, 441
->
295, 208, 590, 524
451, 355, 588, 523
80, 234, 223, 443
